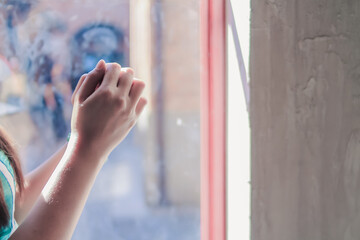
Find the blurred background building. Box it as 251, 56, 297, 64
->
0, 0, 201, 239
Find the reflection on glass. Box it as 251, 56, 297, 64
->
0, 0, 200, 239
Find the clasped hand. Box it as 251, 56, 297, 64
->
70, 60, 147, 159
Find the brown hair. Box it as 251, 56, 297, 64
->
0, 127, 24, 227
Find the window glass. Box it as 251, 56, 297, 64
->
0, 0, 200, 239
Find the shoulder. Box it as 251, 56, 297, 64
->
0, 151, 17, 239
0, 152, 15, 181
0, 151, 16, 194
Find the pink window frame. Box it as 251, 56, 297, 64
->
200, 0, 227, 239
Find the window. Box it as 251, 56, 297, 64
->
1, 0, 251, 239
0, 0, 201, 239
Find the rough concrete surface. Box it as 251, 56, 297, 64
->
251, 0, 360, 239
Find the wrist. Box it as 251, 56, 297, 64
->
67, 132, 108, 166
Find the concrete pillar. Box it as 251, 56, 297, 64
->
251, 0, 360, 239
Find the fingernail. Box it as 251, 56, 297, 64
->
95, 59, 104, 70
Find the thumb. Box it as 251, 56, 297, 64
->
78, 60, 106, 103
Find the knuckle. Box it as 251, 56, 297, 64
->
118, 72, 133, 87
108, 63, 122, 73
114, 96, 125, 108
123, 67, 134, 75
99, 88, 113, 99
122, 71, 133, 82
137, 81, 146, 90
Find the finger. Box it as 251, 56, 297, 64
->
117, 68, 134, 95
101, 63, 122, 87
71, 74, 87, 104
135, 97, 147, 116
129, 79, 145, 107
78, 60, 106, 102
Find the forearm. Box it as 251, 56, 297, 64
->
15, 144, 67, 223
10, 137, 106, 240
9, 61, 147, 239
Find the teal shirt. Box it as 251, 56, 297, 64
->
0, 151, 17, 239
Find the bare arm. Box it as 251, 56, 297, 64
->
14, 73, 99, 223
10, 60, 147, 240
11, 138, 106, 239
15, 144, 66, 224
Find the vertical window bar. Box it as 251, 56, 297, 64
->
200, 0, 227, 239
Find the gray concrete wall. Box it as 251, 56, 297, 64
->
251, 0, 360, 239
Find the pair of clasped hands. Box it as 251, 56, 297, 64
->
70, 60, 147, 160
